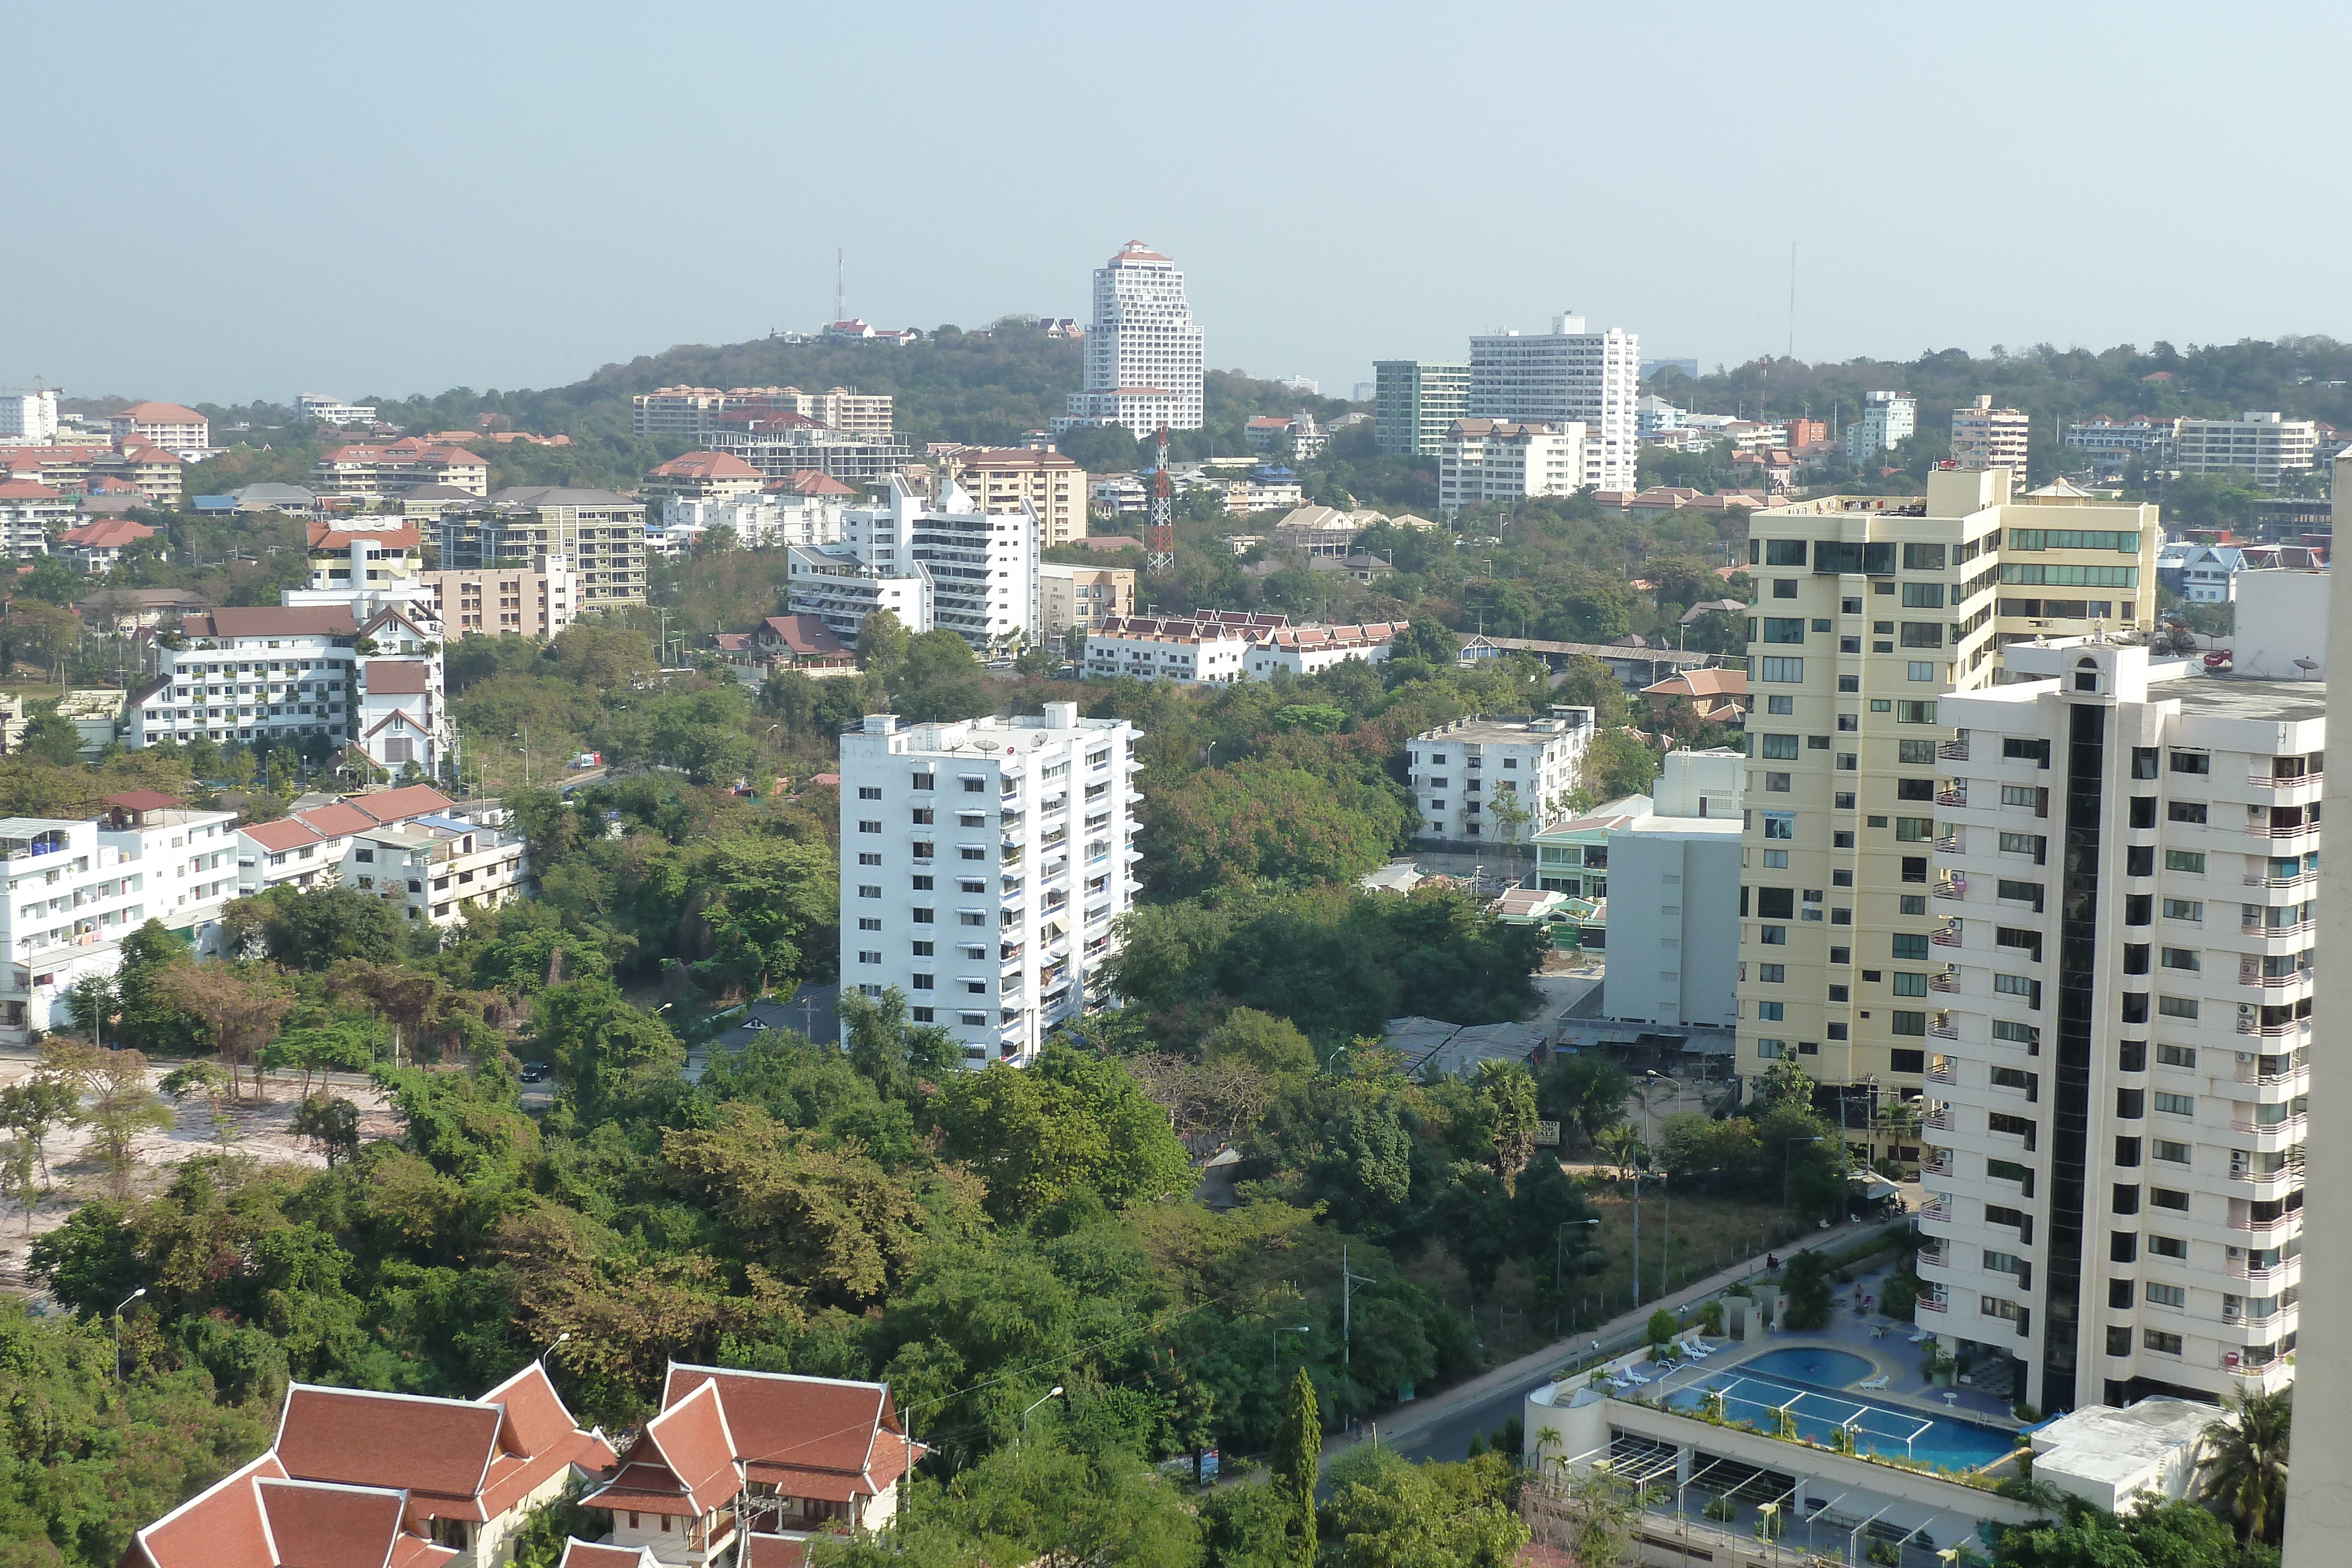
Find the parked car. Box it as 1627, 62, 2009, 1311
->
519, 1061, 552, 1083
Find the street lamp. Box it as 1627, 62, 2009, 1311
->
1556, 1218, 1600, 1336
113, 1287, 145, 1382
1272, 1324, 1311, 1371
1020, 1386, 1065, 1433
1783, 1135, 1825, 1225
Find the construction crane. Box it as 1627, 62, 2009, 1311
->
1146, 424, 1174, 576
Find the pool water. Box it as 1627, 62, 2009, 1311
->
1736, 1348, 1874, 1387
1658, 1352, 2015, 1473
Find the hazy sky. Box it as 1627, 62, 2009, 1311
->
8, 2, 2344, 407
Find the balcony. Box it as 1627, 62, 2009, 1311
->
1937, 783, 1968, 807
2237, 1015, 2311, 1039
1918, 1197, 1952, 1225
1933, 833, 1961, 854
2239, 967, 2311, 991
1929, 968, 1960, 994
2228, 1164, 2301, 1191
2243, 869, 2318, 891
1926, 1058, 1958, 1086
1938, 738, 1970, 761
998, 942, 1023, 964
2249, 769, 2321, 790
1923, 1107, 1955, 1132
1928, 1014, 1958, 1040
1917, 1241, 1949, 1269
1932, 920, 1963, 947
1933, 874, 1967, 901
2231, 1113, 2307, 1139
2247, 820, 2319, 841
2243, 916, 2314, 939
1916, 1288, 1948, 1314
2225, 1259, 2298, 1288
1919, 1151, 1956, 1179
2241, 1212, 2302, 1237
2235, 1058, 2306, 1088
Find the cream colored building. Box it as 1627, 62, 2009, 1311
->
1436, 418, 1588, 513
423, 563, 579, 641
631, 384, 894, 439
1950, 394, 2032, 483
1735, 467, 2158, 1109
1040, 561, 1135, 637
2172, 412, 2317, 489
437, 487, 648, 607
941, 449, 1088, 548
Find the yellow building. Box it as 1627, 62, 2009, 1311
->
1038, 561, 1135, 638
1735, 467, 2157, 1105
942, 449, 1088, 548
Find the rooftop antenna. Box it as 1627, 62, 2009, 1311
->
836, 248, 846, 325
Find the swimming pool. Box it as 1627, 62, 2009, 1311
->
1658, 1353, 2015, 1472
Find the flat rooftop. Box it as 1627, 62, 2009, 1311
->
2173, 674, 2326, 724
2030, 1398, 2213, 1490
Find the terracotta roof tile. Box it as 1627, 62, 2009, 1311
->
274, 1384, 505, 1518
364, 660, 432, 696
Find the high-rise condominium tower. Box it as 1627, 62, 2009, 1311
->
1466, 315, 1639, 491
1735, 467, 2157, 1119
1060, 240, 1204, 435
839, 705, 1144, 1068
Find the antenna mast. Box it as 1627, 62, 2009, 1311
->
1147, 424, 1174, 576
836, 248, 846, 324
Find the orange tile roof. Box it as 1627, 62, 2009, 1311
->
649, 451, 761, 480
184, 606, 358, 639
242, 818, 324, 854
662, 1363, 919, 1498
0, 479, 64, 501
275, 1384, 507, 1519
309, 521, 423, 549
349, 784, 456, 824
364, 660, 432, 696
589, 1378, 739, 1517
116, 401, 207, 424
61, 517, 156, 547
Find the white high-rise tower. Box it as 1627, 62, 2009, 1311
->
1468, 314, 1639, 491
1058, 240, 1204, 435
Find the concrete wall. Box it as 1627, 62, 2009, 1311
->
1603, 827, 1740, 1027
2231, 569, 2329, 680
2283, 512, 2352, 1563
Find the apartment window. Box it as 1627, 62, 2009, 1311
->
1765, 773, 1790, 792
858, 852, 881, 867
858, 786, 882, 800
2143, 1329, 2183, 1356
857, 820, 881, 834
1890, 972, 1927, 998
1899, 623, 1942, 648
963, 777, 985, 793
857, 884, 881, 898
2167, 801, 2208, 825
1986, 1159, 2033, 1192
2164, 851, 2205, 873
1758, 657, 1803, 683
911, 907, 935, 924
2156, 996, 2199, 1020
2169, 752, 2209, 775
1755, 1039, 1785, 1058
2152, 1139, 2191, 1165
912, 771, 935, 789
856, 950, 880, 965
2153, 1091, 2194, 1116
1756, 1001, 1784, 1021
2159, 948, 2200, 972
2163, 899, 2202, 921
2113, 1184, 2140, 1214
1896, 701, 1938, 724
1890, 1011, 1926, 1037
2150, 1187, 2190, 1212
2149, 1235, 2186, 1259
857, 917, 881, 931
1997, 832, 2047, 862
2156, 1044, 2196, 1068
911, 875, 934, 891
1907, 661, 1935, 681
1762, 811, 1795, 840
1760, 733, 1799, 760
1895, 817, 1934, 842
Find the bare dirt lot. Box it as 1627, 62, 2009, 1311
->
0, 1055, 403, 1299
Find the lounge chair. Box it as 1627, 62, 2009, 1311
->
1908, 1330, 1937, 1345
1620, 1369, 1653, 1386
1684, 1342, 1713, 1359
1858, 1375, 1891, 1390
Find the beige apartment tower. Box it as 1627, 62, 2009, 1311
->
942, 449, 1089, 548
1950, 395, 2032, 483
1735, 467, 2157, 1111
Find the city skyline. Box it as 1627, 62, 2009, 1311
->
6, 4, 2348, 404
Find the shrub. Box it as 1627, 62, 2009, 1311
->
1645, 1308, 1677, 1346
1696, 1300, 1725, 1335
1703, 1495, 1736, 1522
1779, 1251, 1834, 1329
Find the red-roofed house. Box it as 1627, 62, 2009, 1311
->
272, 1368, 616, 1562
713, 614, 856, 680
586, 1364, 923, 1560
109, 400, 210, 453
558, 1542, 660, 1568
124, 1452, 459, 1568
61, 514, 158, 571
643, 452, 763, 502
235, 785, 460, 898
1641, 666, 1750, 727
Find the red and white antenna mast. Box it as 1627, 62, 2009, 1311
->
1147, 423, 1174, 575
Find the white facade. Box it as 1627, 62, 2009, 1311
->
1436, 419, 1588, 513
786, 476, 1037, 654
2173, 412, 2317, 489
663, 492, 847, 550
1082, 617, 1256, 684
1407, 711, 1596, 844
0, 390, 58, 444
296, 396, 379, 426
347, 817, 530, 928
1600, 750, 1744, 1028
1373, 360, 1471, 457
1466, 315, 1639, 490
1923, 641, 2318, 1413
1846, 390, 1917, 463
1244, 622, 1403, 678
108, 402, 209, 456
0, 480, 72, 555
2227, 569, 2329, 682
1061, 241, 1204, 434
840, 707, 1143, 1066
0, 800, 239, 1038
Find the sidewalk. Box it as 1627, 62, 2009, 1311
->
1319, 1212, 1910, 1470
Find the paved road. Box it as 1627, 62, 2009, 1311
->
1324, 1213, 1912, 1469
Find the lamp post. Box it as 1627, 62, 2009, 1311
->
1272, 1324, 1311, 1372
1645, 1071, 1673, 1298
1782, 1135, 1825, 1226
1556, 1218, 1599, 1336
113, 1287, 145, 1383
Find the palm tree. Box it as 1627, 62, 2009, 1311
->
2197, 1385, 2291, 1544
1598, 1122, 1648, 1185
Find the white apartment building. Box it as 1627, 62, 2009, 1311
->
348, 814, 530, 927
2172, 412, 2317, 489
0, 389, 58, 445
2066, 418, 2174, 466
0, 479, 73, 555
1080, 613, 1269, 684
1244, 621, 1404, 678
1733, 467, 2159, 1120
702, 410, 916, 490
1466, 315, 1639, 490
1597, 749, 1745, 1028
1846, 390, 1917, 464
1436, 418, 1588, 513
1919, 640, 2317, 1415
941, 448, 1088, 549
840, 706, 1143, 1066
124, 605, 452, 777
1374, 360, 1471, 456
1407, 711, 1595, 845
1061, 241, 1205, 434
312, 439, 489, 500
0, 793, 241, 1038
296, 396, 377, 426
787, 475, 1037, 654
108, 402, 209, 456
1952, 396, 2032, 483
632, 385, 894, 440
282, 520, 432, 620
642, 450, 764, 502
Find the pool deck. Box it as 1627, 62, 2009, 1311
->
1637, 1261, 2021, 1430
